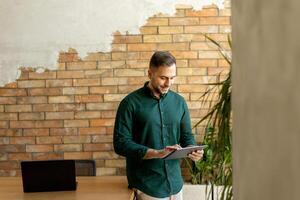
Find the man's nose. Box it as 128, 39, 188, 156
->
165, 79, 172, 86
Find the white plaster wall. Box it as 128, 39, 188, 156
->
0, 0, 224, 86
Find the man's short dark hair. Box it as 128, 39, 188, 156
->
149, 51, 176, 69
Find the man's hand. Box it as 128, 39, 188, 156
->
188, 149, 204, 161
143, 144, 182, 159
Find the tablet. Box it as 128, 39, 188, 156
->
163, 145, 207, 160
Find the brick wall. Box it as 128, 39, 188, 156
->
0, 3, 231, 177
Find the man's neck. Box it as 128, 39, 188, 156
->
147, 82, 160, 99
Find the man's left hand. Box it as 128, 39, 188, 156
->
188, 150, 204, 161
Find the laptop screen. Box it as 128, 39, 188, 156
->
21, 160, 77, 193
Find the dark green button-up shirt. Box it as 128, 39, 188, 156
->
113, 82, 195, 198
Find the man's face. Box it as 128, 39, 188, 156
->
148, 64, 176, 96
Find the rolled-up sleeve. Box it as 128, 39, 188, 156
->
113, 99, 148, 160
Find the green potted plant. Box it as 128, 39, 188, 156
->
185, 35, 232, 200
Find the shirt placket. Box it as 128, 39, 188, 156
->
158, 97, 173, 195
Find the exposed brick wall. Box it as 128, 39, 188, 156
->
0, 3, 231, 177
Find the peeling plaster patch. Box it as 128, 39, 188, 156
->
0, 0, 224, 86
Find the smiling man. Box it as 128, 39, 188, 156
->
113, 51, 203, 200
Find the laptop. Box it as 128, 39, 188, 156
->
21, 160, 77, 193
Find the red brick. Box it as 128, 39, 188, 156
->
126, 60, 148, 69
84, 53, 111, 61
0, 137, 9, 144
17, 80, 45, 88
75, 111, 101, 119
29, 71, 56, 79
172, 34, 205, 42
63, 136, 91, 144
118, 85, 141, 93
101, 111, 117, 118
127, 43, 157, 51
158, 43, 189, 51
48, 96, 74, 103
32, 152, 64, 160
54, 144, 82, 152
0, 161, 19, 169
57, 71, 85, 79
75, 95, 103, 103
36, 136, 62, 144
46, 79, 72, 87
143, 35, 172, 43
64, 152, 92, 159
218, 59, 231, 67
66, 61, 97, 70
79, 127, 106, 135
169, 17, 199, 25
50, 128, 77, 136
178, 85, 207, 92
200, 17, 231, 25
189, 59, 218, 67
46, 112, 74, 120
83, 143, 112, 151
105, 159, 126, 167
0, 113, 18, 120
90, 119, 115, 127
0, 144, 25, 152
5, 105, 32, 112
28, 88, 62, 96
33, 104, 58, 112
10, 137, 35, 145
145, 18, 168, 26
111, 44, 127, 52
58, 53, 80, 62
73, 78, 100, 86
0, 97, 16, 104
198, 51, 222, 59
169, 51, 198, 59
92, 135, 113, 143
10, 120, 63, 128
17, 96, 47, 104
63, 87, 88, 95
86, 103, 118, 111
177, 68, 207, 76
113, 35, 142, 43
185, 25, 218, 33
19, 112, 45, 120
0, 105, 3, 112
57, 104, 85, 111
0, 129, 22, 137
26, 145, 53, 152
85, 69, 114, 78
0, 89, 27, 97
101, 77, 128, 86
186, 8, 218, 17
23, 129, 49, 136
64, 120, 89, 128
112, 52, 140, 60
114, 69, 145, 77
158, 26, 183, 34
93, 151, 118, 159
8, 153, 32, 160
139, 27, 157, 35
128, 77, 148, 85
103, 94, 126, 102
98, 61, 125, 69
90, 86, 117, 94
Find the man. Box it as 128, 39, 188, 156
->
114, 51, 203, 200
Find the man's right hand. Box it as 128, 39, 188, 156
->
143, 144, 182, 159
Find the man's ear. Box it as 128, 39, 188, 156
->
147, 69, 152, 79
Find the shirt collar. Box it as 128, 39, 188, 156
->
143, 81, 167, 100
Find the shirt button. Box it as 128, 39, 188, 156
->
163, 124, 165, 127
